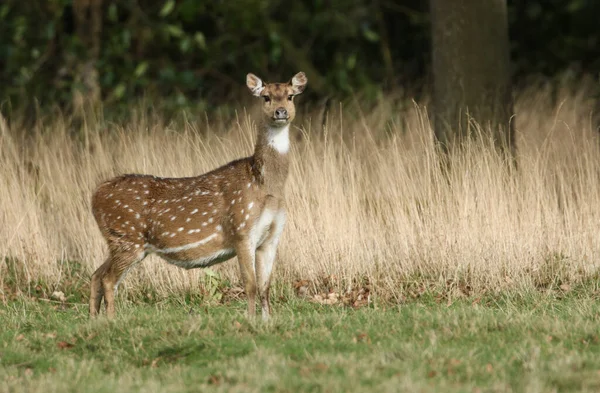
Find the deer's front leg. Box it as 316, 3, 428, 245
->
235, 238, 257, 319
255, 209, 286, 321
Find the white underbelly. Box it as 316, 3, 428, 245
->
159, 247, 236, 269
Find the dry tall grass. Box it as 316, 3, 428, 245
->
1, 83, 599, 302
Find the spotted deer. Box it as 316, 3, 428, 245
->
89, 72, 307, 319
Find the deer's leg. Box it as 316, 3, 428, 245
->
255, 210, 286, 321
100, 246, 144, 318
89, 258, 110, 317
235, 238, 257, 319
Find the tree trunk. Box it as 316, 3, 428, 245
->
430, 0, 515, 155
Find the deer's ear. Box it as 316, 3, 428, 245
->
289, 72, 307, 95
246, 73, 264, 96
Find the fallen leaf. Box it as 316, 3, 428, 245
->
296, 285, 309, 297
354, 332, 371, 344
299, 366, 311, 377
57, 341, 74, 349
150, 357, 161, 368
86, 333, 97, 340
449, 358, 461, 366
51, 291, 66, 302
294, 279, 310, 298
207, 374, 223, 385
312, 292, 340, 305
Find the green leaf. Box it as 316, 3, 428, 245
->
346, 53, 357, 70
179, 37, 191, 53
160, 0, 175, 18
134, 62, 148, 78
108, 4, 118, 22
363, 28, 379, 43
0, 5, 10, 19
166, 24, 184, 38
566, 0, 585, 13
112, 83, 126, 99
194, 32, 206, 50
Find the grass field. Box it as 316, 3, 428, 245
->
2, 289, 600, 393
2, 81, 600, 303
1, 81, 600, 391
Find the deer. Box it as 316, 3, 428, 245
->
89, 72, 307, 320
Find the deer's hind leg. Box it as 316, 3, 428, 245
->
89, 259, 108, 317
90, 242, 145, 318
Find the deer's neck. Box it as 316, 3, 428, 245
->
252, 124, 290, 196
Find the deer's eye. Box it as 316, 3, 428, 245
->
263, 96, 271, 103
288, 95, 293, 101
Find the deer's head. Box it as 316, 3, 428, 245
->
246, 72, 307, 127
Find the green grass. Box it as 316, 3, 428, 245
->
2, 292, 600, 392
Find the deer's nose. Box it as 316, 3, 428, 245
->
274, 108, 288, 119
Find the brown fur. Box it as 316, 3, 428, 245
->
89, 72, 307, 319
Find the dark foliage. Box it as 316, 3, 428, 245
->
0, 0, 598, 111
